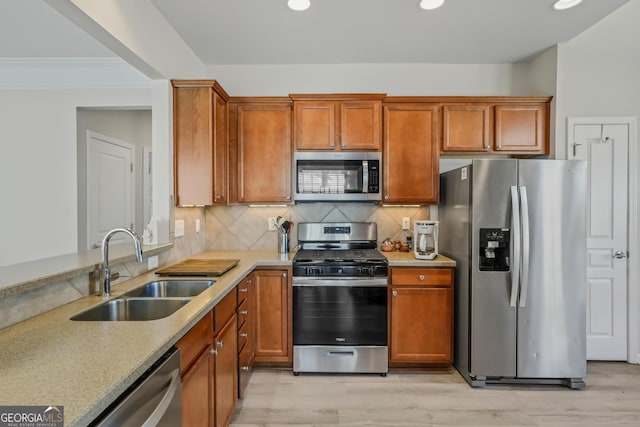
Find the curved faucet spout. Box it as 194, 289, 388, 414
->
100, 228, 144, 296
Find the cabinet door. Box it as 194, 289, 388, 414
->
212, 90, 227, 204
294, 101, 336, 150
383, 104, 439, 204
441, 104, 491, 152
494, 104, 546, 153
173, 86, 214, 205
182, 345, 213, 427
254, 270, 291, 362
214, 315, 238, 427
390, 286, 452, 363
236, 104, 292, 203
340, 101, 382, 150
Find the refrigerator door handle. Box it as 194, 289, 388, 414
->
510, 185, 521, 307
519, 186, 530, 307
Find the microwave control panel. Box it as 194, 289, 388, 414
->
367, 160, 379, 193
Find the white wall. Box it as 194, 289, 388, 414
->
0, 88, 151, 267
206, 63, 523, 97
556, 0, 640, 160
555, 0, 640, 362
76, 109, 152, 250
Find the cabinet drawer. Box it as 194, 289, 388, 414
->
237, 298, 248, 329
391, 268, 452, 286
176, 311, 213, 374
238, 318, 249, 352
215, 288, 238, 332
238, 343, 253, 398
237, 276, 251, 305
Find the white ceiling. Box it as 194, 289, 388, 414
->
150, 0, 630, 64
0, 0, 630, 65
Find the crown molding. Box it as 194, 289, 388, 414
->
0, 57, 151, 89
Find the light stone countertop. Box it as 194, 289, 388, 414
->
0, 249, 454, 427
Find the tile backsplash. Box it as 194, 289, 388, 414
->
204, 203, 430, 252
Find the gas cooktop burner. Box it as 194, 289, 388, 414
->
293, 249, 387, 263
293, 223, 388, 277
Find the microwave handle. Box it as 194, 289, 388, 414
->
363, 160, 369, 194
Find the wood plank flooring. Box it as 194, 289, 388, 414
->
230, 362, 640, 426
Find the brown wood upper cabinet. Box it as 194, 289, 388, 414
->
440, 97, 551, 155
228, 98, 293, 204
172, 80, 229, 206
291, 94, 385, 151
442, 103, 491, 152
494, 102, 547, 153
382, 103, 440, 204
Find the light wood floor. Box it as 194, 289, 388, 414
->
230, 362, 640, 426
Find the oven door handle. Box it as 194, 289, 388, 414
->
292, 278, 388, 287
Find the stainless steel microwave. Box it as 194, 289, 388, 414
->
293, 151, 382, 202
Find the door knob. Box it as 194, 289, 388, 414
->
613, 250, 627, 259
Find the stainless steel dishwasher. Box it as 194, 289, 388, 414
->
91, 348, 181, 426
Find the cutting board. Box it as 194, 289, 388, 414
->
155, 259, 240, 277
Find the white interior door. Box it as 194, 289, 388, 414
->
87, 131, 134, 250
569, 122, 628, 360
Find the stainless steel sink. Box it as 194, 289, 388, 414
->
70, 297, 191, 321
123, 280, 216, 298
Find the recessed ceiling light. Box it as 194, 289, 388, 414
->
419, 0, 445, 10
553, 0, 583, 10
288, 0, 310, 11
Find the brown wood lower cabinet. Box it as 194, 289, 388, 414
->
176, 312, 214, 426
177, 288, 240, 427
180, 345, 213, 427
214, 313, 238, 427
389, 267, 453, 367
254, 269, 292, 363
237, 273, 255, 398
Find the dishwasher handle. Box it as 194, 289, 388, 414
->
141, 368, 180, 427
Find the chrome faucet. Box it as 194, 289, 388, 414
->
100, 228, 144, 296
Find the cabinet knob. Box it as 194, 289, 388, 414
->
240, 333, 248, 338
384, 195, 389, 200
240, 366, 250, 371
419, 275, 425, 281
239, 288, 248, 293
211, 348, 218, 355
239, 310, 248, 315
392, 290, 398, 296
286, 196, 291, 201
341, 144, 346, 148
215, 195, 222, 201
283, 273, 287, 278
216, 340, 224, 348
247, 279, 252, 284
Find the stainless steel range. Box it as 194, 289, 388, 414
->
292, 222, 389, 375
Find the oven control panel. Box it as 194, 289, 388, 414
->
293, 264, 388, 277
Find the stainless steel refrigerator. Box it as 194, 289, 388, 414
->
439, 159, 587, 389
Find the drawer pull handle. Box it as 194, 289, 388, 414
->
216, 340, 224, 348
419, 275, 425, 281
211, 348, 218, 355
241, 366, 250, 371
247, 279, 252, 284
240, 333, 248, 338
239, 288, 248, 293
239, 310, 248, 315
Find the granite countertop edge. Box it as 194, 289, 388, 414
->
0, 250, 454, 427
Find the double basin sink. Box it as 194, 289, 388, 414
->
70, 280, 215, 321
